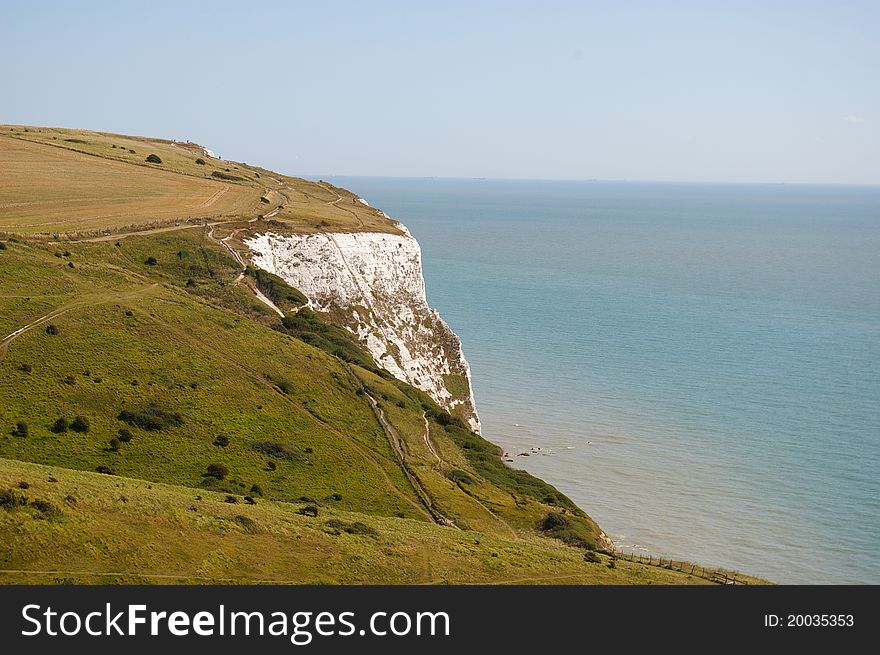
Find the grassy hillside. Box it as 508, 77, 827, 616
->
0, 459, 708, 584
0, 125, 753, 584
0, 125, 398, 236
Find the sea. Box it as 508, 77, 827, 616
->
328, 177, 880, 584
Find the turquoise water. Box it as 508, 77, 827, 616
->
329, 177, 880, 584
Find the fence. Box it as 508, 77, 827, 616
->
614, 550, 750, 584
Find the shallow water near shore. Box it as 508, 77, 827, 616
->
329, 176, 880, 584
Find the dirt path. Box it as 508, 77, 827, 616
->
0, 284, 159, 361
366, 394, 457, 528
421, 413, 442, 465
197, 184, 229, 209
76, 222, 207, 243
316, 182, 365, 228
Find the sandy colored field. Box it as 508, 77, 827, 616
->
0, 125, 400, 235
0, 135, 262, 233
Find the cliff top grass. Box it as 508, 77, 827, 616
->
0, 125, 400, 236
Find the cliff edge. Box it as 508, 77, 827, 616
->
245, 224, 481, 432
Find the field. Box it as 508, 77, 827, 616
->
0, 126, 398, 235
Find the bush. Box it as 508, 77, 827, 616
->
145, 154, 162, 163
213, 434, 229, 447
118, 405, 183, 431
117, 428, 133, 443
329, 493, 343, 501
0, 488, 28, 509
0, 242, 6, 250
233, 515, 258, 532
244, 496, 256, 505
245, 266, 307, 306
195, 157, 206, 165
144, 256, 158, 266
18, 363, 32, 373
62, 375, 76, 385
540, 512, 569, 532
45, 324, 59, 335
584, 551, 602, 564
446, 469, 474, 485
18, 481, 29, 490
224, 495, 239, 504
31, 499, 62, 520
297, 504, 319, 517
51, 417, 69, 434
252, 441, 302, 461
13, 421, 28, 437
249, 484, 263, 496
266, 461, 276, 471
325, 519, 378, 537
95, 465, 116, 475
108, 437, 121, 452
211, 171, 245, 181
206, 463, 228, 480
70, 416, 90, 433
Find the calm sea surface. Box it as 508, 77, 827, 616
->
329, 177, 880, 584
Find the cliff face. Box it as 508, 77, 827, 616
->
245, 226, 481, 432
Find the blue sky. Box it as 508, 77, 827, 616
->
2, 1, 877, 183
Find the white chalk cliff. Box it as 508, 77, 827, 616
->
245, 226, 481, 432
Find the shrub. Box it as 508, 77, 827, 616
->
249, 484, 263, 497
108, 437, 121, 452
18, 364, 32, 373
62, 376, 76, 385
31, 499, 62, 520
213, 434, 229, 447
70, 416, 90, 433
244, 496, 256, 505
584, 551, 602, 564
95, 465, 116, 475
206, 463, 228, 480
0, 488, 28, 509
446, 469, 474, 485
65, 495, 78, 506
211, 171, 245, 181
117, 428, 133, 443
51, 417, 69, 433
144, 256, 158, 266
233, 515, 257, 531
297, 504, 319, 517
45, 324, 59, 335
245, 266, 307, 306
18, 481, 29, 490
195, 158, 206, 165
13, 421, 28, 437
145, 154, 162, 163
266, 461, 277, 471
0, 242, 6, 250
325, 519, 378, 537
540, 512, 569, 532
224, 495, 239, 504
118, 405, 183, 431
252, 441, 302, 461
329, 493, 343, 501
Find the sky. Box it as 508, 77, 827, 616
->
2, 1, 878, 184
